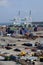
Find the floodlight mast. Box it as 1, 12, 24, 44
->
26, 10, 32, 27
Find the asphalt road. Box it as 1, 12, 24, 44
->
0, 61, 43, 65
0, 61, 16, 65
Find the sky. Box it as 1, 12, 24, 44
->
0, 0, 43, 23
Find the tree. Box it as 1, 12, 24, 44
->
28, 24, 31, 27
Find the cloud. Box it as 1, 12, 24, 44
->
0, 0, 8, 6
